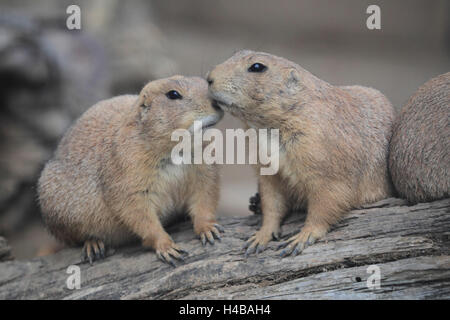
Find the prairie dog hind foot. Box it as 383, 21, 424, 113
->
153, 236, 189, 268
82, 239, 106, 265
194, 221, 224, 246
243, 226, 281, 257
277, 224, 328, 257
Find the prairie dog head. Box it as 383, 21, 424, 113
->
207, 50, 321, 127
137, 75, 223, 136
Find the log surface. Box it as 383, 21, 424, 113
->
0, 198, 449, 300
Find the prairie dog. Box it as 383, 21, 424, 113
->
38, 76, 224, 265
207, 50, 394, 257
389, 72, 449, 204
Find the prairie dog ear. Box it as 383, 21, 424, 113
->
285, 69, 300, 89
137, 92, 152, 109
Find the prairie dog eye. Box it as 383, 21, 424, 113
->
248, 63, 267, 73
166, 90, 183, 100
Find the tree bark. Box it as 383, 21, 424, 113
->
0, 198, 449, 300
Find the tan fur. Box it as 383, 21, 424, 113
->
38, 76, 223, 263
389, 72, 449, 204
208, 50, 395, 256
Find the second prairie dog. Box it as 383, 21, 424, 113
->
389, 72, 449, 204
38, 76, 224, 266
208, 50, 395, 257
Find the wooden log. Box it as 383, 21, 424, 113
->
0, 198, 449, 300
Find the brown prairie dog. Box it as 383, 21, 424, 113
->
38, 76, 224, 266
207, 50, 395, 257
389, 72, 449, 204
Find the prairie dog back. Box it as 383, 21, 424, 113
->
389, 72, 449, 204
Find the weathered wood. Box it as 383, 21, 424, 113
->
0, 198, 449, 300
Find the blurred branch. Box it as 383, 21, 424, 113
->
0, 237, 12, 262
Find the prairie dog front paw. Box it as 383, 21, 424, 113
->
194, 220, 224, 246
243, 227, 281, 257
144, 234, 188, 267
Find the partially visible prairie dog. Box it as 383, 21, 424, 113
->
208, 50, 395, 257
389, 72, 449, 204
38, 76, 224, 265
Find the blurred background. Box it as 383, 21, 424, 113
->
0, 0, 448, 260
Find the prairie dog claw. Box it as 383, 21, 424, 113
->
155, 241, 188, 267
243, 227, 279, 257
82, 239, 106, 265
196, 222, 225, 246
277, 227, 325, 257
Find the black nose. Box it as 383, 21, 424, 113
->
207, 77, 214, 86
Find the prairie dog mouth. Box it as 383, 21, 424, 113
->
214, 99, 229, 110
201, 113, 222, 128
209, 91, 233, 109
213, 99, 241, 116
211, 99, 223, 112
189, 112, 223, 132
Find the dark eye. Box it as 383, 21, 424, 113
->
166, 90, 183, 100
248, 63, 267, 73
